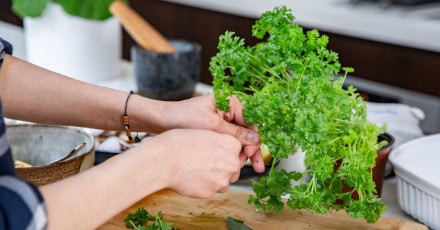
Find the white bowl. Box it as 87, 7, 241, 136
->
389, 134, 440, 229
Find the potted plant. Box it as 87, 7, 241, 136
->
11, 0, 128, 83
210, 6, 390, 223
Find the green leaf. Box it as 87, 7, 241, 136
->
12, 0, 48, 18
125, 208, 151, 229
124, 208, 177, 230
12, 0, 128, 20
53, 0, 116, 20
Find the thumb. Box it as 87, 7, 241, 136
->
220, 122, 260, 145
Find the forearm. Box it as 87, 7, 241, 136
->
0, 54, 165, 132
39, 138, 170, 229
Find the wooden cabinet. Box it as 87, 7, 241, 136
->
126, 0, 440, 98
0, 0, 21, 26
2, 0, 439, 97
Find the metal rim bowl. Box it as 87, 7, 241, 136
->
7, 124, 95, 186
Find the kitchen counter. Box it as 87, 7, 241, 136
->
99, 188, 428, 229
163, 0, 440, 53
0, 20, 426, 227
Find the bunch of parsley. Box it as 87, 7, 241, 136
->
210, 6, 387, 223
124, 208, 177, 230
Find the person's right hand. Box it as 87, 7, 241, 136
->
139, 128, 243, 198
156, 95, 264, 173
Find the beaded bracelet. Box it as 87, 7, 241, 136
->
123, 91, 140, 143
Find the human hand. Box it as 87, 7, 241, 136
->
161, 95, 265, 173
143, 129, 242, 198
220, 95, 265, 173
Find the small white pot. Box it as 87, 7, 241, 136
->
23, 3, 121, 83
276, 148, 310, 186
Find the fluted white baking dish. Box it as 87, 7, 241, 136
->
389, 134, 440, 230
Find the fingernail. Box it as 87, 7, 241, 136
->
246, 131, 259, 143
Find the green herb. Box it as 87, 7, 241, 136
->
124, 208, 177, 230
12, 0, 127, 20
210, 6, 387, 223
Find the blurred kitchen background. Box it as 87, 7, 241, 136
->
1, 0, 439, 134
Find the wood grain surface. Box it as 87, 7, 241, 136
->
98, 189, 427, 230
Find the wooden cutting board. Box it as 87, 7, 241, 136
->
98, 189, 427, 230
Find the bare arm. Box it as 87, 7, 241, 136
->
0, 54, 165, 133
0, 54, 265, 170
40, 129, 243, 229
0, 54, 265, 229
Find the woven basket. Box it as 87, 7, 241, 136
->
15, 153, 86, 185
8, 124, 95, 186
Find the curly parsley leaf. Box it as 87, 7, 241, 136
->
210, 5, 386, 223
124, 208, 177, 230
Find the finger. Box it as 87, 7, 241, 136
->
239, 152, 248, 167
224, 95, 246, 125
243, 144, 261, 158
250, 150, 266, 173
234, 126, 243, 139
217, 121, 260, 145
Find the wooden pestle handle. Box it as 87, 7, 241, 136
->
110, 1, 175, 53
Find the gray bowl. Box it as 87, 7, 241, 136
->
7, 124, 95, 185
131, 39, 201, 101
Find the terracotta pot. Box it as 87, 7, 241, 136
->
337, 133, 395, 198
372, 133, 395, 196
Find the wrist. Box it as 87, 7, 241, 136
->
128, 94, 168, 134
132, 137, 174, 190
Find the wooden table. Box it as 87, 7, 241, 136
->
98, 189, 427, 230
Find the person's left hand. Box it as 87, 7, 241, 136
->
161, 94, 265, 173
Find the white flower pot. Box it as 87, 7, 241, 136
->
23, 3, 121, 83
276, 148, 310, 186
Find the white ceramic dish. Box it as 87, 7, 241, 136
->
389, 134, 440, 230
